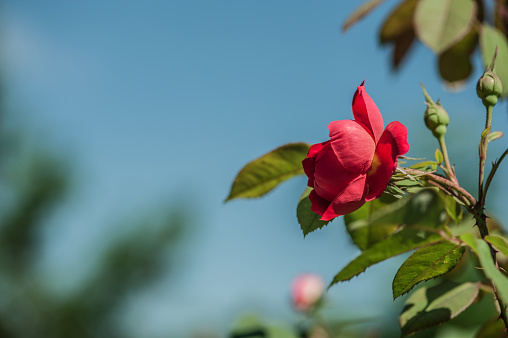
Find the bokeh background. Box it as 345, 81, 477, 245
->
0, 1, 507, 337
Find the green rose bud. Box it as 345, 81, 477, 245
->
477, 69, 502, 107
421, 84, 449, 138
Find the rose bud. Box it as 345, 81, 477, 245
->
302, 81, 409, 221
477, 69, 503, 107
291, 274, 325, 312
421, 85, 450, 138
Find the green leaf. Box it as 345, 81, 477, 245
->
438, 28, 478, 85
345, 189, 445, 251
226, 143, 310, 201
442, 193, 463, 224
342, 0, 386, 32
392, 240, 466, 299
400, 282, 481, 336
332, 190, 448, 286
480, 24, 508, 96
331, 228, 443, 285
461, 234, 508, 305
409, 160, 438, 171
297, 187, 330, 237
485, 235, 508, 257
379, 0, 418, 68
379, 0, 417, 43
344, 193, 398, 250
434, 148, 443, 164
475, 318, 506, 338
488, 131, 504, 142
415, 0, 477, 53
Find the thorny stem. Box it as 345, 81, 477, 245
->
482, 147, 508, 206
474, 96, 507, 329
472, 203, 508, 330
401, 167, 476, 207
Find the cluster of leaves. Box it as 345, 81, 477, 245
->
344, 0, 508, 92
227, 143, 508, 336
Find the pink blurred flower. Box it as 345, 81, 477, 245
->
291, 274, 325, 311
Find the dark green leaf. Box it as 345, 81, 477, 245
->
438, 28, 478, 85
461, 233, 508, 305
330, 228, 443, 285
400, 282, 480, 336
392, 240, 465, 299
480, 24, 508, 96
475, 318, 506, 338
380, 0, 417, 43
415, 0, 477, 53
346, 188, 446, 251
226, 143, 310, 201
379, 0, 418, 69
344, 193, 398, 250
297, 187, 330, 237
391, 31, 416, 69
342, 0, 386, 32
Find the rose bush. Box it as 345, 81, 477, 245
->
302, 82, 409, 221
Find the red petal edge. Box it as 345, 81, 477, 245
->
365, 121, 409, 200
302, 141, 329, 187
352, 82, 385, 143
321, 174, 368, 221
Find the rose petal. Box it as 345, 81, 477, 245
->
309, 189, 331, 216
328, 120, 376, 173
312, 142, 362, 201
321, 174, 368, 220
352, 82, 384, 143
365, 121, 409, 200
303, 141, 329, 187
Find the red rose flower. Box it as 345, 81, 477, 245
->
302, 81, 409, 221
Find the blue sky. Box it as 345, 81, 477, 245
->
1, 1, 508, 337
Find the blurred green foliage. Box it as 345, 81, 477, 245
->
0, 98, 188, 337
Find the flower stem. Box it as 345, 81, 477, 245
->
479, 105, 493, 200
438, 135, 457, 183
401, 167, 476, 206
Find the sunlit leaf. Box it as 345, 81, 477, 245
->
480, 24, 508, 96
434, 148, 443, 164
392, 240, 466, 299
400, 282, 480, 336
438, 28, 478, 85
226, 143, 310, 201
488, 131, 504, 142
330, 228, 443, 285
442, 193, 463, 224
297, 187, 330, 237
415, 0, 476, 53
485, 235, 508, 258
342, 0, 386, 32
409, 160, 438, 171
461, 234, 508, 305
